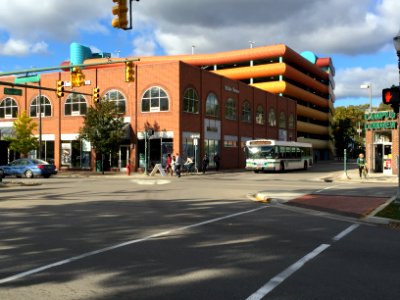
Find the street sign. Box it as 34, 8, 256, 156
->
14, 74, 40, 84
4, 87, 22, 96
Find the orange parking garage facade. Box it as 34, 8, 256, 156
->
0, 60, 296, 173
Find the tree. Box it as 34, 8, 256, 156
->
79, 100, 125, 174
5, 111, 38, 157
332, 105, 365, 159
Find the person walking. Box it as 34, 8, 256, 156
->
175, 153, 182, 177
165, 154, 172, 175
357, 153, 367, 178
202, 154, 209, 174
213, 153, 221, 171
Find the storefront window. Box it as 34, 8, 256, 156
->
204, 139, 220, 168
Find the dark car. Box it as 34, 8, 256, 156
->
0, 158, 58, 178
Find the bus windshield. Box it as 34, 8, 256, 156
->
247, 146, 276, 159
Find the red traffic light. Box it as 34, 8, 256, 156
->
382, 87, 400, 105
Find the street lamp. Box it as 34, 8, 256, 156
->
360, 82, 372, 112
249, 41, 256, 84
393, 31, 400, 203
191, 45, 195, 55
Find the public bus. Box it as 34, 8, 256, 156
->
245, 139, 313, 172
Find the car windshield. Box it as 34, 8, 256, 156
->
247, 146, 276, 159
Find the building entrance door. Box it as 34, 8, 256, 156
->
373, 142, 392, 173
119, 145, 130, 172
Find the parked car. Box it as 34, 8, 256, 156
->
0, 158, 58, 178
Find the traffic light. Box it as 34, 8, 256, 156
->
125, 61, 135, 82
382, 87, 400, 113
92, 87, 100, 103
71, 67, 85, 87
56, 80, 64, 97
112, 0, 129, 29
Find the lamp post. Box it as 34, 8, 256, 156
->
360, 83, 372, 112
393, 31, 400, 203
249, 41, 256, 84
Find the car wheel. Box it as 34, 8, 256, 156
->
25, 170, 34, 178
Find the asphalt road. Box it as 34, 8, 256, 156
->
0, 163, 399, 299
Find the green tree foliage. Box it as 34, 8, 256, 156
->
332, 105, 366, 158
5, 111, 38, 157
79, 100, 125, 174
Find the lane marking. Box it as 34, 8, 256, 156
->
0, 206, 268, 285
246, 244, 331, 300
246, 223, 360, 300
332, 223, 360, 241
314, 185, 341, 193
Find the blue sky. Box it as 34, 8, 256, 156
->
0, 0, 399, 108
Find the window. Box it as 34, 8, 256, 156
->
142, 86, 169, 112
288, 113, 295, 129
30, 96, 52, 117
225, 98, 236, 120
183, 87, 199, 114
65, 94, 87, 116
279, 112, 286, 129
241, 101, 251, 122
0, 98, 18, 118
206, 92, 219, 117
104, 90, 126, 114
268, 108, 276, 127
255, 105, 265, 125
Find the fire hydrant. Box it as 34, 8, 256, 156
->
126, 163, 131, 176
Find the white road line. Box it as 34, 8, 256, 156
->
0, 206, 268, 285
314, 185, 341, 193
246, 244, 331, 300
246, 223, 360, 300
332, 224, 360, 241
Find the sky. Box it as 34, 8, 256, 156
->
0, 0, 399, 108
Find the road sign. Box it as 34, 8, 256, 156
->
4, 87, 22, 96
14, 74, 40, 84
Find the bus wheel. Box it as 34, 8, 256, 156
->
304, 161, 308, 170
280, 162, 285, 172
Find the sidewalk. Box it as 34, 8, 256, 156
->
255, 164, 400, 225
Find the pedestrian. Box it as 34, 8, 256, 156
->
165, 154, 172, 175
175, 152, 182, 177
213, 153, 221, 171
202, 154, 209, 174
357, 153, 367, 178
171, 155, 176, 176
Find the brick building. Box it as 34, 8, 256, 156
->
0, 60, 296, 172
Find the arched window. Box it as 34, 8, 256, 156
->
268, 108, 276, 127
65, 94, 87, 116
206, 92, 219, 117
279, 112, 286, 129
183, 87, 199, 114
288, 113, 295, 129
0, 98, 18, 119
255, 105, 265, 125
104, 90, 126, 114
142, 86, 169, 112
30, 95, 52, 117
241, 101, 251, 122
225, 98, 236, 120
